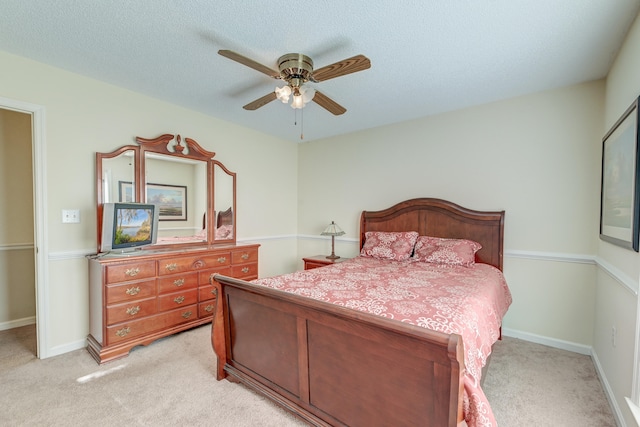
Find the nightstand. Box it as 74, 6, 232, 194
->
303, 255, 351, 270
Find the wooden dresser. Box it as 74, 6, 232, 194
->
87, 244, 259, 364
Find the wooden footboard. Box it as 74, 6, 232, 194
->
211, 274, 466, 427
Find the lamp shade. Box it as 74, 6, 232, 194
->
321, 221, 345, 237
274, 85, 291, 103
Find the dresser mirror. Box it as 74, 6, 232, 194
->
95, 134, 236, 252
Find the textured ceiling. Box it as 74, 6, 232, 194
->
1, 1, 639, 142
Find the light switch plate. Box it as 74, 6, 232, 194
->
62, 209, 80, 223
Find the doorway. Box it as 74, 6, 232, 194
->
0, 97, 47, 358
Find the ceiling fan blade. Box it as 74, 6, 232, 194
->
312, 91, 347, 115
218, 50, 280, 79
243, 92, 277, 110
311, 55, 371, 82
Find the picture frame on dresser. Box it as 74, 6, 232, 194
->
599, 96, 640, 252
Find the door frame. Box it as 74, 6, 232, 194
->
0, 97, 49, 358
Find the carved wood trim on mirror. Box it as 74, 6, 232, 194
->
95, 133, 237, 252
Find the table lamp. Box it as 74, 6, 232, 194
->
321, 221, 345, 260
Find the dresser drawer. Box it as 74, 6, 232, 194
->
105, 261, 156, 284
231, 247, 259, 264
199, 300, 216, 318
105, 279, 156, 305
106, 297, 156, 325
158, 252, 231, 275
157, 272, 198, 294
105, 305, 197, 346
157, 289, 198, 312
198, 284, 218, 302
231, 262, 258, 280
198, 266, 232, 287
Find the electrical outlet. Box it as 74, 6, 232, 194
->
612, 326, 617, 348
62, 209, 80, 224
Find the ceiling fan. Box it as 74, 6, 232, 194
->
218, 49, 371, 115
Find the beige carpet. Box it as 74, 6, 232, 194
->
0, 324, 616, 426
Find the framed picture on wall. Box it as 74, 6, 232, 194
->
118, 181, 187, 221
118, 181, 134, 203
599, 96, 640, 252
146, 183, 187, 221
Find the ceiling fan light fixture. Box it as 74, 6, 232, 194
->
219, 49, 370, 116
300, 86, 315, 103
275, 85, 291, 103
291, 93, 304, 109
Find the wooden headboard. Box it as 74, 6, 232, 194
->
360, 198, 505, 271
217, 207, 233, 227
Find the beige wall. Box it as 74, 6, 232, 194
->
0, 108, 35, 326
299, 80, 604, 348
0, 50, 299, 354
600, 11, 640, 427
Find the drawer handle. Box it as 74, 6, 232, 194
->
173, 278, 185, 287
125, 267, 140, 277
174, 296, 185, 304
165, 263, 178, 271
217, 257, 227, 263
204, 304, 214, 313
125, 286, 141, 296
115, 327, 130, 337
241, 253, 249, 260
126, 306, 140, 316
241, 267, 249, 274
182, 311, 192, 319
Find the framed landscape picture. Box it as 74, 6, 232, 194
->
599, 96, 640, 252
146, 183, 187, 221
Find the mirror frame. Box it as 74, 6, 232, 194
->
95, 134, 236, 252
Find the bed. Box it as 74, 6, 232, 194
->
211, 198, 511, 427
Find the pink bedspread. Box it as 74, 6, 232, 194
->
253, 256, 512, 427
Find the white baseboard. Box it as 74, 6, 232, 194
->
48, 338, 87, 358
502, 327, 591, 355
592, 351, 627, 427
0, 316, 35, 331
504, 327, 626, 426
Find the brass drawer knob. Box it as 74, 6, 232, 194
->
173, 278, 185, 287
126, 306, 140, 316
204, 304, 214, 313
217, 257, 227, 263
182, 311, 192, 319
165, 263, 178, 271
174, 296, 185, 304
125, 267, 140, 277
241, 267, 249, 274
241, 253, 249, 260
125, 286, 140, 296
115, 327, 130, 337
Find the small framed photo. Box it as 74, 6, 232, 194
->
599, 96, 640, 251
118, 181, 134, 203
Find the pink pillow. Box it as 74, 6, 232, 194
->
360, 231, 419, 261
412, 236, 482, 267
